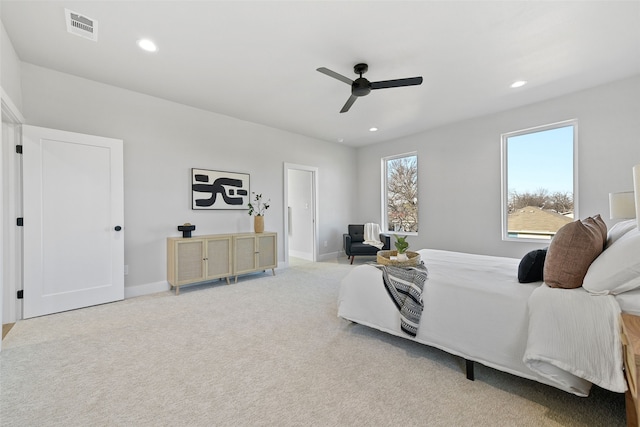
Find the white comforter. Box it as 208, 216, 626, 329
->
524, 284, 626, 395
338, 249, 626, 396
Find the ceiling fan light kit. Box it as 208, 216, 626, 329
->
317, 63, 423, 113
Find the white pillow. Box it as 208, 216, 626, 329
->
606, 219, 637, 248
583, 228, 640, 295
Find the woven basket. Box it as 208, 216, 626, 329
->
376, 250, 421, 267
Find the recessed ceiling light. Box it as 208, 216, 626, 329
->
511, 80, 527, 88
337, 138, 344, 143
137, 39, 158, 52
369, 127, 378, 132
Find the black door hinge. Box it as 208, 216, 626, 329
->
16, 145, 23, 154
17, 218, 23, 227
17, 290, 23, 299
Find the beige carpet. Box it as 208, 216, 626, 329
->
0, 257, 626, 426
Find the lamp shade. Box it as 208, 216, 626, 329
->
609, 191, 636, 219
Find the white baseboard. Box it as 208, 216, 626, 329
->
289, 249, 313, 260
318, 251, 344, 262
125, 256, 346, 298
124, 262, 287, 298
124, 280, 170, 298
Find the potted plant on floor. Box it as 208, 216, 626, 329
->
247, 192, 270, 233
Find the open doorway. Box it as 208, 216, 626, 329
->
283, 163, 318, 265
2, 91, 25, 342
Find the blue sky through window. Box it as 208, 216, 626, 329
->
507, 125, 574, 194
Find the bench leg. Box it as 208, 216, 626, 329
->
350, 255, 354, 264
465, 359, 475, 381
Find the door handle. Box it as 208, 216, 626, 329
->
114, 226, 122, 231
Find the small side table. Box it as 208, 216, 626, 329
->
621, 313, 640, 427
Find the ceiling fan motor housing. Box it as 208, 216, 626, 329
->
352, 78, 371, 96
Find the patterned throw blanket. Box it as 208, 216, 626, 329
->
375, 262, 429, 337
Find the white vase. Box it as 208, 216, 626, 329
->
397, 253, 408, 261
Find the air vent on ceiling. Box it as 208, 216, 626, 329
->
65, 9, 98, 41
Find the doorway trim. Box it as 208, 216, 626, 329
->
1, 87, 25, 348
283, 163, 318, 265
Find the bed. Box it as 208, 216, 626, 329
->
337, 219, 640, 397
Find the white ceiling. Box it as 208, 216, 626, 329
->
2, 1, 639, 147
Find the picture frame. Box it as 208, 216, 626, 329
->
191, 168, 250, 210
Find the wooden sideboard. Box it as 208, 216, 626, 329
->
167, 232, 277, 295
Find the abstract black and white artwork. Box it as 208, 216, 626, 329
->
191, 168, 250, 210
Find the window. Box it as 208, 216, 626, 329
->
501, 120, 577, 241
383, 153, 418, 233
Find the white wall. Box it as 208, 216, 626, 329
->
20, 63, 357, 294
0, 21, 22, 111
10, 56, 640, 294
356, 74, 640, 259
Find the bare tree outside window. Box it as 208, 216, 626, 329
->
384, 154, 418, 233
508, 189, 574, 214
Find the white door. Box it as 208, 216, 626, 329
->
22, 125, 124, 318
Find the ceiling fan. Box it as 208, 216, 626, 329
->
316, 63, 423, 113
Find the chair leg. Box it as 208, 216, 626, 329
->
350, 256, 354, 265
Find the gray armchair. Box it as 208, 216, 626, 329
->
343, 224, 391, 264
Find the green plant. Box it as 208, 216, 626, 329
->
247, 192, 270, 216
394, 235, 409, 254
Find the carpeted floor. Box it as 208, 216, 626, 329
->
0, 257, 626, 426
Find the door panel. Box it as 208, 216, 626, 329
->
22, 125, 124, 318
176, 240, 205, 284
234, 236, 257, 274
206, 237, 232, 279
257, 234, 277, 269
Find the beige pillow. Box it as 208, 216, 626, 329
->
543, 215, 607, 289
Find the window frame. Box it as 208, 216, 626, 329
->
500, 119, 579, 242
381, 151, 419, 235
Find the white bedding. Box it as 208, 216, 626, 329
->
524, 284, 626, 396
337, 248, 626, 396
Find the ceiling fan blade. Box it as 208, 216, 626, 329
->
317, 67, 353, 85
370, 76, 423, 90
340, 95, 358, 113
